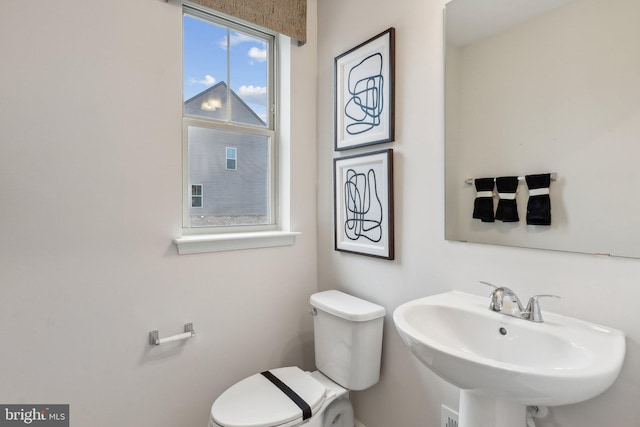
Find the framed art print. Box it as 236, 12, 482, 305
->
334, 28, 395, 151
334, 149, 394, 259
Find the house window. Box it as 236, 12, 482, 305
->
191, 184, 203, 208
226, 147, 237, 170
183, 5, 276, 231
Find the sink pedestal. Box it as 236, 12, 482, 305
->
459, 390, 526, 427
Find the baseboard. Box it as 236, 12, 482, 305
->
354, 419, 366, 427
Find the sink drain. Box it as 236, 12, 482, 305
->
499, 327, 508, 336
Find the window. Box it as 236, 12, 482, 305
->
182, 6, 275, 232
191, 184, 203, 208
226, 147, 237, 170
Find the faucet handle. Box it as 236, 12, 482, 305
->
479, 282, 518, 312
479, 281, 498, 290
479, 281, 501, 310
526, 294, 561, 323
530, 294, 561, 300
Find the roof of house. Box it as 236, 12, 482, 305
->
184, 81, 266, 126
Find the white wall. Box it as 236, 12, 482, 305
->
317, 0, 640, 426
0, 1, 317, 426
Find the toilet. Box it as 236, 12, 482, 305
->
209, 290, 386, 427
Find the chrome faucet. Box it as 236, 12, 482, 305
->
480, 281, 560, 323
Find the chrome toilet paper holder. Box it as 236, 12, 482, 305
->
149, 322, 195, 346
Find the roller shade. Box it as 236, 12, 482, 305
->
187, 0, 306, 43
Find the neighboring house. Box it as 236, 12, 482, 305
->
185, 82, 268, 222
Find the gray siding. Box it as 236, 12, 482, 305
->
187, 125, 268, 217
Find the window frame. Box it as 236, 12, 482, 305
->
181, 4, 278, 236
191, 184, 204, 208
225, 147, 238, 170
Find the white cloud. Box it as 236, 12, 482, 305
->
191, 74, 216, 86
238, 85, 267, 103
218, 32, 256, 49
231, 32, 256, 46
248, 47, 267, 62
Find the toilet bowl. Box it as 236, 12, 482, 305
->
208, 290, 385, 427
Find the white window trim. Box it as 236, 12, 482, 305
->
175, 10, 298, 254
174, 231, 300, 254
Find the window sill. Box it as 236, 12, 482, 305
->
174, 231, 300, 255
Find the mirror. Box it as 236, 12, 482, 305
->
445, 0, 640, 258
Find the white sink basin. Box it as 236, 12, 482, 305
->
393, 291, 625, 426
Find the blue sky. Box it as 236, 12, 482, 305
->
183, 14, 268, 119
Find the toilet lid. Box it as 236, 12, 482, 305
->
211, 366, 327, 427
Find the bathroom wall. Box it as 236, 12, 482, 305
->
317, 0, 640, 426
0, 1, 317, 426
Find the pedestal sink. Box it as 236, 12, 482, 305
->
393, 291, 625, 427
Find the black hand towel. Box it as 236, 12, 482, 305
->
495, 176, 519, 222
525, 173, 551, 225
472, 178, 495, 222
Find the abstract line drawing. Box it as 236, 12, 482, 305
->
344, 53, 384, 136
334, 149, 394, 260
335, 28, 395, 151
344, 167, 383, 242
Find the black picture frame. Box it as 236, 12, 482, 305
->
334, 28, 395, 151
334, 149, 394, 260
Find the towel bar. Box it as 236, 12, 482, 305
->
465, 172, 557, 185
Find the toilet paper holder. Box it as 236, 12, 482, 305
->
149, 323, 195, 346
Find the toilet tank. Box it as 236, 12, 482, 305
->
310, 290, 386, 391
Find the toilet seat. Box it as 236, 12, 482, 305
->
210, 366, 327, 427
